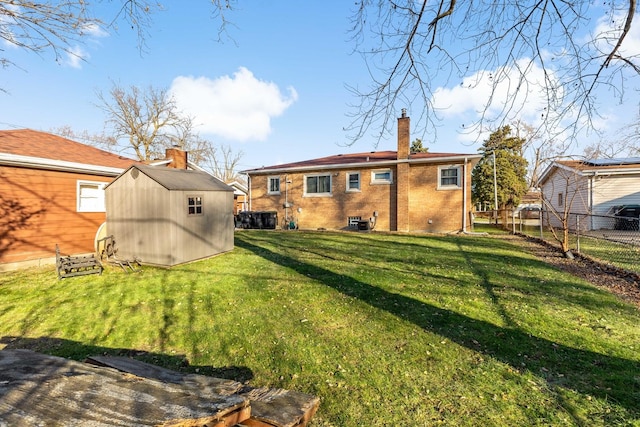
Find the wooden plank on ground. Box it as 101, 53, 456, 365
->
87, 356, 320, 427
239, 387, 320, 427
87, 355, 245, 397
0, 349, 250, 426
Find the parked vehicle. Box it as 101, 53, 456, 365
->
613, 205, 640, 231
517, 206, 541, 219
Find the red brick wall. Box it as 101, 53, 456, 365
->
165, 148, 188, 169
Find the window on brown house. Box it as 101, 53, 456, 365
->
268, 176, 281, 194
305, 174, 332, 196
438, 166, 462, 189
371, 169, 392, 184
347, 172, 360, 192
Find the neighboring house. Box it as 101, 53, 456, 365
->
105, 164, 235, 267
242, 111, 482, 233
0, 129, 137, 271
227, 180, 249, 215
539, 158, 640, 230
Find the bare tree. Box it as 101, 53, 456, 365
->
540, 163, 589, 257
347, 1, 640, 145
96, 83, 244, 180
51, 125, 118, 153
511, 120, 575, 189
96, 83, 191, 161
178, 126, 245, 182
208, 144, 244, 182
0, 1, 160, 71
584, 114, 640, 158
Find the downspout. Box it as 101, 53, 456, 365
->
589, 174, 594, 230
247, 174, 252, 211
462, 157, 468, 232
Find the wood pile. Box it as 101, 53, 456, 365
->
56, 244, 103, 279
0, 349, 319, 427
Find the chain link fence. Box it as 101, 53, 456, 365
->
474, 210, 640, 276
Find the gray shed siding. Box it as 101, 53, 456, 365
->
106, 166, 234, 266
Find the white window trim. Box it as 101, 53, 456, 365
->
371, 169, 393, 185
267, 176, 281, 195
304, 173, 332, 197
346, 171, 361, 192
77, 180, 106, 213
437, 165, 462, 190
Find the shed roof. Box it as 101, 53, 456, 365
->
0, 129, 137, 170
123, 164, 234, 192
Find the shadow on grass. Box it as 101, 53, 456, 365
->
236, 236, 640, 415
0, 336, 254, 382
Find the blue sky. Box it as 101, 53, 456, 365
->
1, 2, 639, 172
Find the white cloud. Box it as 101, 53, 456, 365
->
432, 59, 556, 125
169, 67, 298, 142
592, 10, 640, 58
82, 23, 109, 39
65, 45, 88, 69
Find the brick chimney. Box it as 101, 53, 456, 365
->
396, 108, 410, 232
165, 147, 188, 169
397, 108, 410, 160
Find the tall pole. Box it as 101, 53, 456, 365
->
493, 150, 498, 223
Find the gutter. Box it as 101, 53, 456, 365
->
242, 154, 482, 175
0, 153, 126, 176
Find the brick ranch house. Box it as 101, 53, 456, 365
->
242, 112, 482, 233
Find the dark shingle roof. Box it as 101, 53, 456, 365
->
133, 164, 234, 192
244, 150, 478, 173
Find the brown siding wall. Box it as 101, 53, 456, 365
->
0, 166, 111, 264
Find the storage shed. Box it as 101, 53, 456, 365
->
105, 164, 235, 267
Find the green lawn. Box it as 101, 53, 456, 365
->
1, 231, 639, 426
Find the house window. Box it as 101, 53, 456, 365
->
348, 216, 361, 228
371, 169, 393, 184
77, 181, 106, 212
187, 196, 203, 215
438, 166, 462, 189
558, 192, 564, 207
305, 174, 332, 196
268, 176, 281, 194
347, 172, 360, 192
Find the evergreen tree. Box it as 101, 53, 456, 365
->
410, 139, 429, 153
472, 126, 529, 210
